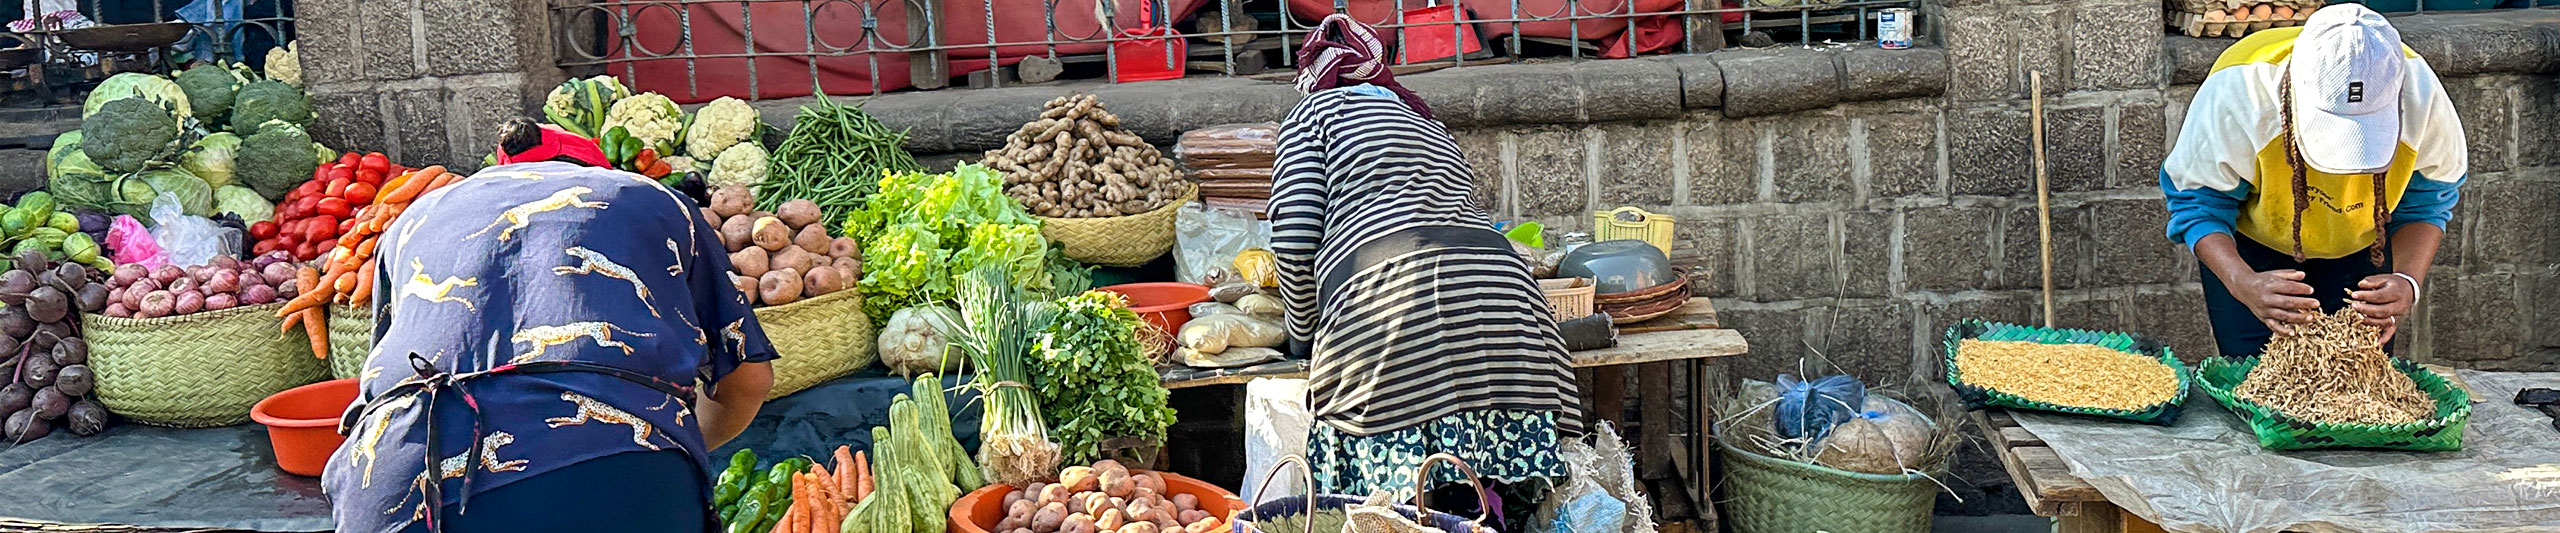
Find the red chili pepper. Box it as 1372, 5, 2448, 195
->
316, 197, 351, 219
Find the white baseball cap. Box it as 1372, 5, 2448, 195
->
2290, 4, 2405, 174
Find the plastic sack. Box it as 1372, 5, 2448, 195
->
105, 214, 166, 269
1235, 249, 1278, 288
1176, 203, 1267, 285
1775, 374, 1867, 446
1209, 282, 1259, 304
1235, 294, 1283, 317
1178, 313, 1284, 354
1243, 378, 1311, 506
1189, 301, 1244, 318
1533, 421, 1655, 533
144, 193, 239, 268
1177, 346, 1283, 369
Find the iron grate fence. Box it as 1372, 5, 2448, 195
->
10, 0, 295, 67
549, 0, 1918, 102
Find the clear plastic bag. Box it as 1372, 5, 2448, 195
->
1176, 346, 1284, 369
144, 193, 239, 268
1189, 301, 1245, 318
1176, 203, 1268, 285
1534, 421, 1656, 533
1243, 378, 1311, 506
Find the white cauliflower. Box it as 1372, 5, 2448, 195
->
685, 97, 761, 160
665, 155, 701, 173
602, 92, 684, 154
263, 41, 300, 87
707, 142, 768, 189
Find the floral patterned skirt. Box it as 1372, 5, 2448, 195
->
1304, 409, 1567, 497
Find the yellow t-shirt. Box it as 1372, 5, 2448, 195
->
2162, 27, 2467, 259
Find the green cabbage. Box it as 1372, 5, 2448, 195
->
180, 132, 242, 188
45, 131, 83, 176
137, 168, 214, 216
213, 185, 273, 222
231, 80, 311, 135
45, 132, 114, 212
174, 64, 246, 127
81, 97, 181, 173
83, 73, 191, 119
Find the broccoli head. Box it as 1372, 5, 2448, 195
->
231, 80, 312, 136
237, 121, 317, 201
174, 64, 245, 128
80, 97, 181, 174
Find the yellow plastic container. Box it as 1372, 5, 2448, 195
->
1594, 206, 1675, 255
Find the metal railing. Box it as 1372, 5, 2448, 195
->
551, 0, 1915, 102
10, 0, 295, 66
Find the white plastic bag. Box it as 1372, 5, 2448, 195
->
145, 193, 239, 267
1244, 378, 1312, 506
1175, 203, 1268, 285
1533, 421, 1656, 533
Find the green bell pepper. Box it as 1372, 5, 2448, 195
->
723, 498, 765, 533
714, 449, 757, 508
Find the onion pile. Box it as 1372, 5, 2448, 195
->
0, 250, 111, 442
102, 251, 304, 318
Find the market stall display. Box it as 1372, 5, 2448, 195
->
99, 251, 299, 318
1031, 291, 1176, 465
2199, 310, 2472, 451
705, 185, 874, 399
837, 376, 979, 533
842, 164, 1083, 324
0, 251, 113, 442
248, 153, 404, 261
963, 459, 1238, 533
935, 266, 1065, 487
984, 95, 1193, 267
1172, 124, 1276, 219
715, 448, 810, 533
1942, 321, 2189, 425
274, 165, 463, 367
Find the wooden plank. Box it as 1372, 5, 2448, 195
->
2053, 504, 2124, 533
1590, 366, 1629, 427
2015, 446, 2106, 510
2000, 426, 2046, 447
1161, 327, 1747, 388
1638, 362, 1676, 479
1617, 297, 1721, 333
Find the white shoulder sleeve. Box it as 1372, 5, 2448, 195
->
2398, 56, 2468, 183
2164, 65, 2280, 192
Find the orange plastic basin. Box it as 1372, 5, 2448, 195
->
250, 378, 359, 477
949, 471, 1248, 533
1097, 283, 1213, 342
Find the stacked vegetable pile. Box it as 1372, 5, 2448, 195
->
541, 77, 777, 185
762, 97, 923, 230
47, 67, 317, 224
704, 186, 860, 306
983, 95, 1186, 219
1031, 291, 1175, 464
841, 164, 1085, 323
770, 445, 873, 533
714, 449, 812, 533
99, 252, 301, 319
0, 192, 114, 271
840, 375, 982, 533
935, 266, 1063, 487
0, 251, 113, 442
251, 152, 406, 261
276, 165, 464, 360
993, 459, 1223, 533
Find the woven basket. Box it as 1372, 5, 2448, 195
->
85, 302, 329, 428
1716, 436, 1938, 533
754, 288, 875, 400
2197, 356, 2471, 451
1038, 187, 1196, 267
1538, 278, 1595, 321
327, 303, 376, 380
1943, 320, 2191, 425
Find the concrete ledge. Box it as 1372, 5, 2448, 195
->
2166, 9, 2560, 86
794, 47, 1948, 154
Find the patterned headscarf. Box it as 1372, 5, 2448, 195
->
1295, 14, 1434, 119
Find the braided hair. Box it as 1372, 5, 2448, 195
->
2277, 72, 2394, 267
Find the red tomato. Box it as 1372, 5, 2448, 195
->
324, 178, 350, 198
360, 153, 389, 175
252, 240, 278, 256
295, 179, 325, 198
307, 215, 338, 238
279, 231, 304, 247
294, 196, 321, 216
317, 197, 351, 219
291, 242, 315, 261
338, 152, 361, 167
249, 221, 279, 239
345, 182, 378, 205
329, 166, 354, 182
356, 169, 383, 187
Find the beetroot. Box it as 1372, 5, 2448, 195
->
52, 338, 85, 366
0, 384, 29, 416
5, 409, 48, 442
76, 284, 108, 313
53, 365, 91, 397
29, 387, 67, 419
64, 400, 105, 436
0, 270, 30, 306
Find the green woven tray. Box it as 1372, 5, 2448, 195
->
2196, 356, 2470, 451
1943, 321, 2191, 425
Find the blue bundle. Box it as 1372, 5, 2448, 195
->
1772, 374, 1867, 447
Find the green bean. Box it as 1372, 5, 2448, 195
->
761, 97, 922, 234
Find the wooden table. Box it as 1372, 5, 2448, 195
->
1164, 298, 1748, 528
1973, 410, 2170, 533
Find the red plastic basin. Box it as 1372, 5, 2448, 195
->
250, 378, 359, 477
1098, 282, 1212, 342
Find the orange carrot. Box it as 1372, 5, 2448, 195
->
301, 307, 329, 359
834, 446, 857, 497
379, 167, 439, 204
347, 260, 377, 306
276, 286, 330, 318
855, 452, 873, 502
785, 476, 806, 533
424, 171, 461, 192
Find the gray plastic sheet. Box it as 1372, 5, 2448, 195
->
2013, 370, 2560, 533
0, 372, 977, 532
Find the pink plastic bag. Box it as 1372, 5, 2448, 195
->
106, 215, 167, 269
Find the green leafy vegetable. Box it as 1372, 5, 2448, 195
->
137, 168, 214, 216
1031, 291, 1176, 464
763, 96, 923, 233
237, 121, 318, 201
81, 97, 182, 173
83, 73, 190, 119
848, 164, 1063, 323
174, 63, 247, 127
231, 80, 312, 136
180, 132, 242, 188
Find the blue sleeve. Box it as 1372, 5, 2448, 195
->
2162, 170, 2247, 247
2389, 172, 2462, 230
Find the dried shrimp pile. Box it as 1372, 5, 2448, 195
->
2237, 310, 2433, 425
1956, 340, 2179, 410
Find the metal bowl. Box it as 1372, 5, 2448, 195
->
1557, 239, 1675, 295
53, 23, 191, 53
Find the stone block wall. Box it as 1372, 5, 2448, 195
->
291, 0, 564, 171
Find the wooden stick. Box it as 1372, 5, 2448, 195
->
2032, 71, 2056, 329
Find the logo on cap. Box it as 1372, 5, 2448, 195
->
2348, 81, 2364, 103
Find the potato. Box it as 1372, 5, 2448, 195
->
718, 215, 756, 252
1008, 498, 1037, 518
1183, 517, 1219, 533
1124, 500, 1159, 525
769, 246, 815, 276
759, 268, 803, 305
1154, 516, 1181, 532
730, 273, 758, 304
752, 217, 793, 251
1176, 510, 1208, 525
1096, 509, 1126, 532
1081, 493, 1113, 517
1093, 460, 1129, 479
1061, 466, 1100, 493
730, 247, 770, 279
1170, 493, 1200, 512
834, 257, 863, 280
1100, 465, 1136, 497
1136, 473, 1166, 496
795, 224, 832, 255
829, 237, 861, 259
698, 206, 721, 226
710, 186, 756, 218
776, 199, 824, 228
999, 515, 1029, 532
1038, 484, 1073, 507
1120, 522, 1159, 533
804, 265, 845, 296
1033, 503, 1071, 533
1060, 513, 1098, 533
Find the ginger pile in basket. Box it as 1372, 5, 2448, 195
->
2237, 309, 2433, 425
1955, 339, 2179, 411
983, 95, 1186, 219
